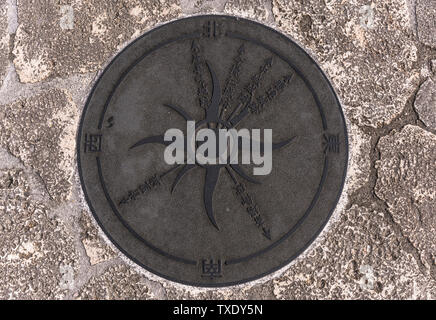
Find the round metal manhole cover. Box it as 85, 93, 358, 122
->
77, 15, 348, 287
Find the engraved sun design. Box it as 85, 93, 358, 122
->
129, 41, 296, 238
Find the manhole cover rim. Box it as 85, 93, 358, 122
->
76, 14, 349, 288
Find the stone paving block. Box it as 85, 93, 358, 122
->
431, 60, 436, 73
376, 125, 436, 274
0, 1, 9, 88
77, 264, 156, 300
180, 0, 228, 13
0, 169, 78, 299
416, 0, 436, 49
272, 0, 419, 128
0, 89, 78, 203
79, 211, 116, 266
224, 0, 272, 22
347, 124, 372, 194
271, 204, 435, 299
164, 281, 276, 300
12, 0, 181, 83
414, 77, 436, 131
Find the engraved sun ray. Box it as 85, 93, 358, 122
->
226, 56, 273, 123
229, 73, 295, 128
219, 44, 245, 122
191, 39, 209, 110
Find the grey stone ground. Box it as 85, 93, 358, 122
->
0, 0, 435, 299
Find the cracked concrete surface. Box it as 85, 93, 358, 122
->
0, 0, 435, 299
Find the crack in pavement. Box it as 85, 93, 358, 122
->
347, 84, 436, 281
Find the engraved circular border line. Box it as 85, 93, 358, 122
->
97, 29, 327, 265
77, 15, 349, 287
